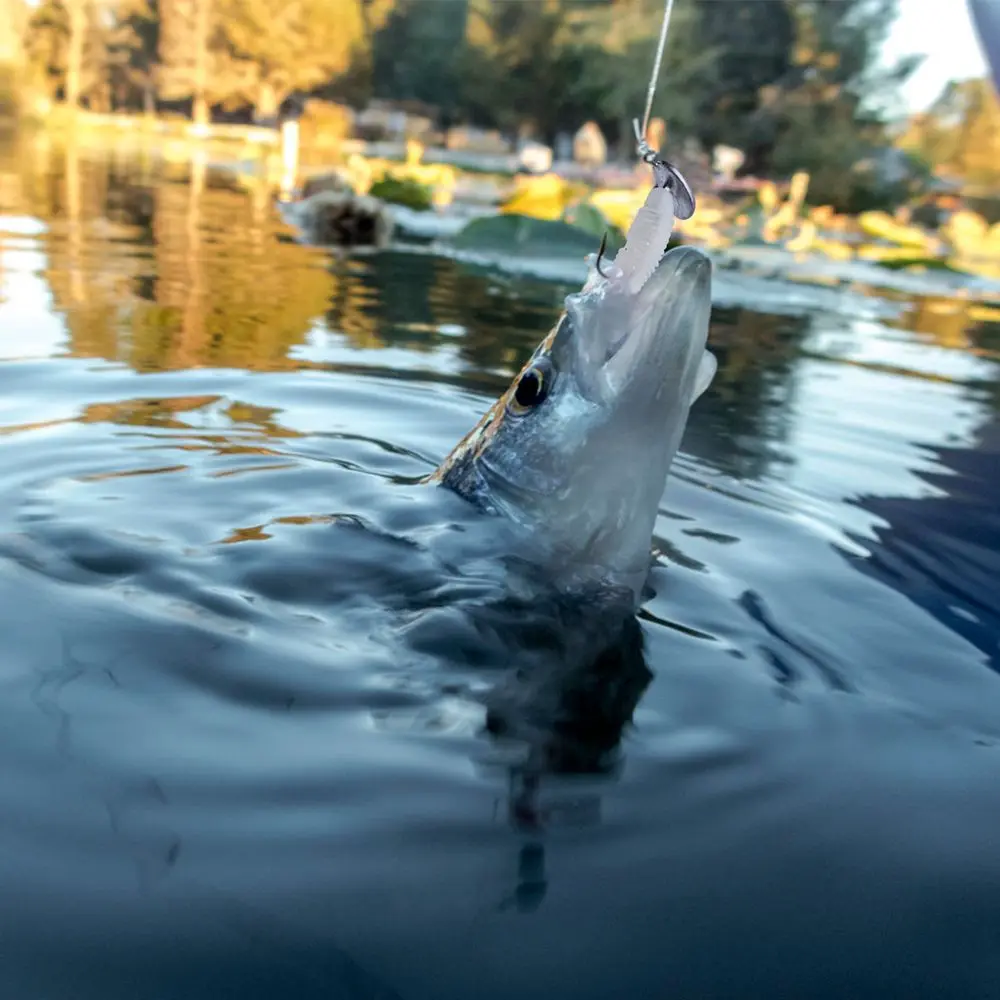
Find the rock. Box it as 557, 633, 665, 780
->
281, 189, 394, 249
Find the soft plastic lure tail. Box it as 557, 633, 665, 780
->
599, 155, 695, 296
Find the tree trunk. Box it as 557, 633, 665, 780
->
192, 0, 211, 124
254, 80, 279, 124
192, 93, 208, 126
66, 0, 86, 109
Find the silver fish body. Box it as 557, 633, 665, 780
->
429, 245, 716, 605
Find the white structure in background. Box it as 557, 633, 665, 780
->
280, 118, 300, 201
573, 121, 607, 167
713, 144, 744, 183
518, 140, 553, 174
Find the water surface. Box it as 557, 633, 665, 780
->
3, 133, 1000, 999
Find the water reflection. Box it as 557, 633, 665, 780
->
1, 135, 332, 372
482, 607, 651, 834
4, 135, 1000, 1000
850, 315, 1000, 670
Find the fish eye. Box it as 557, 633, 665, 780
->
509, 358, 553, 415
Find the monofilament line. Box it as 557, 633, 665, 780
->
635, 0, 676, 149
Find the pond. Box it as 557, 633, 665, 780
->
2, 131, 1000, 1000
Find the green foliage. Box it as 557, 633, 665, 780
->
561, 0, 717, 138
6, 0, 926, 206
733, 0, 924, 210
371, 0, 465, 113
212, 0, 383, 120
369, 174, 432, 210
25, 0, 119, 108
560, 200, 623, 246
450, 0, 715, 148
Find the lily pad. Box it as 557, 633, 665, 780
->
450, 213, 620, 259
560, 201, 625, 248
876, 256, 961, 273
369, 175, 433, 212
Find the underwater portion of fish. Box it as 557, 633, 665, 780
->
430, 244, 716, 605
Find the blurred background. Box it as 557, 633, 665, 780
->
0, 0, 995, 228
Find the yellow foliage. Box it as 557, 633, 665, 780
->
501, 174, 572, 221
942, 209, 990, 256
587, 188, 645, 231
858, 210, 939, 252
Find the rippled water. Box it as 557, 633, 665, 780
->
3, 131, 1000, 999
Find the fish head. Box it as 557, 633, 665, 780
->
434, 245, 716, 600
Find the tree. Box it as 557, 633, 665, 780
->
111, 0, 160, 111
65, 0, 86, 107
708, 0, 920, 207
371, 0, 466, 116
213, 0, 392, 122
691, 0, 795, 171
451, 0, 714, 151
25, 0, 117, 109
0, 0, 29, 114
560, 0, 717, 147
458, 0, 583, 142
158, 0, 221, 123
899, 77, 1000, 188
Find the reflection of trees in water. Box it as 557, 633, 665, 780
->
448, 272, 568, 377
851, 401, 1000, 672
325, 253, 811, 483
846, 316, 1000, 670
345, 250, 463, 354
132, 161, 333, 371
686, 306, 807, 480
24, 141, 333, 372
325, 251, 567, 381
323, 258, 382, 350
488, 632, 652, 830
41, 138, 137, 361
967, 316, 1000, 416
886, 293, 977, 351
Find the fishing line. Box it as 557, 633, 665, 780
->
634, 0, 676, 153
594, 0, 694, 290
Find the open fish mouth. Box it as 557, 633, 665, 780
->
568, 245, 712, 400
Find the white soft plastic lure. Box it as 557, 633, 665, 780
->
590, 130, 697, 298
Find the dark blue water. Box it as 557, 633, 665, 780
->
3, 134, 1000, 999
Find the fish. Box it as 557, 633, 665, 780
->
426, 242, 716, 606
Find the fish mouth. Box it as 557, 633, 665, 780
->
572, 245, 712, 399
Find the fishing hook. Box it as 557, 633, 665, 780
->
595, 231, 612, 279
